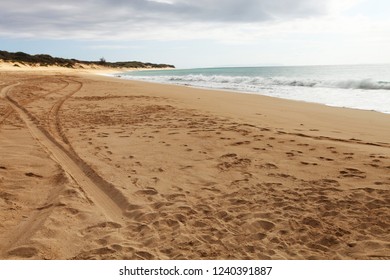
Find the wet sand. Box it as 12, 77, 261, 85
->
0, 70, 389, 259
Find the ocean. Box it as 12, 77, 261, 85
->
114, 65, 390, 114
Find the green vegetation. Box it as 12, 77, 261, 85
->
0, 50, 175, 69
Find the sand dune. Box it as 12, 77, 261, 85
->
0, 70, 389, 259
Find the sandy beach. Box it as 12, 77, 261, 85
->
0, 67, 389, 260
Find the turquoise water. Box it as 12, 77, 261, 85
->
114, 65, 390, 114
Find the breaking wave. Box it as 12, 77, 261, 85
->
115, 65, 390, 114
119, 74, 390, 91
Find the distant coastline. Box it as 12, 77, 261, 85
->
0, 50, 175, 70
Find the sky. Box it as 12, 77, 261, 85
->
1, 0, 390, 68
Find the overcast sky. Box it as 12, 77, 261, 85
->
1, 0, 389, 68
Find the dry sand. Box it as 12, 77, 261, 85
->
0, 67, 389, 260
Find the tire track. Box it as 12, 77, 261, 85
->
4, 83, 128, 224
0, 106, 14, 126
1, 80, 124, 258
0, 184, 64, 259
0, 84, 18, 126
0, 78, 68, 128
19, 77, 69, 106
46, 78, 82, 146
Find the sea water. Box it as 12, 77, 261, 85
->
115, 65, 390, 114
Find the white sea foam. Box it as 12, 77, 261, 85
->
114, 65, 390, 114
119, 74, 390, 90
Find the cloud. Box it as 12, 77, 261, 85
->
0, 0, 349, 40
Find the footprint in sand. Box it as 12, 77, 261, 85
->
217, 158, 252, 171
267, 173, 297, 180
339, 168, 366, 179
135, 188, 159, 196
253, 219, 275, 231
300, 161, 318, 166
8, 246, 38, 258
231, 141, 251, 146
297, 143, 309, 147
193, 220, 208, 228
318, 156, 334, 162
25, 172, 43, 178
258, 163, 278, 169
135, 251, 154, 260
85, 221, 122, 231
302, 217, 322, 228
368, 162, 381, 168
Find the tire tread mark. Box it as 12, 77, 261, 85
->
5, 84, 129, 222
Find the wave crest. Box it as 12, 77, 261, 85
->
121, 74, 390, 91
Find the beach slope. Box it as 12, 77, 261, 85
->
0, 70, 389, 259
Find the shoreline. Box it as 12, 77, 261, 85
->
0, 69, 389, 260
108, 73, 390, 116
109, 65, 390, 115
94, 73, 390, 145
